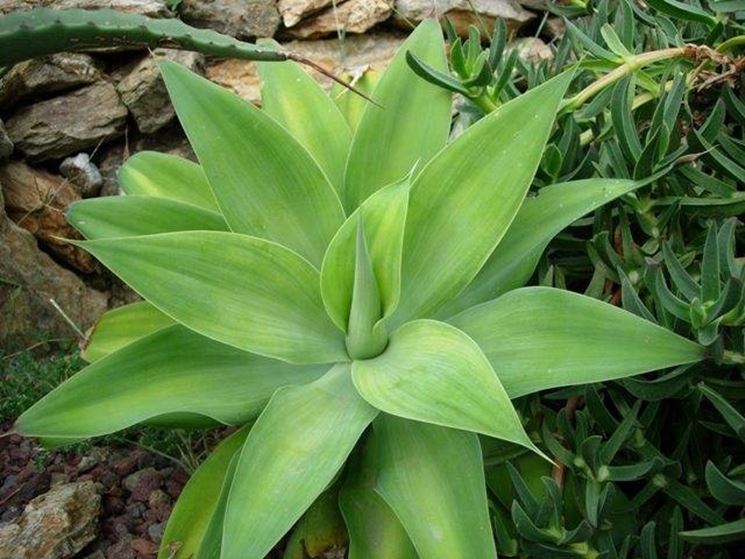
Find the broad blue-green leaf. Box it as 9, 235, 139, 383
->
345, 221, 388, 360
353, 320, 538, 451
371, 416, 497, 559
331, 69, 380, 133
449, 287, 705, 398
16, 326, 326, 438
343, 20, 451, 210
437, 178, 638, 318
223, 364, 377, 559
258, 44, 351, 195
160, 60, 344, 267
159, 427, 248, 559
67, 196, 227, 240
321, 181, 409, 332
118, 151, 218, 212
340, 443, 418, 559
78, 232, 347, 363
81, 301, 173, 362
391, 72, 573, 327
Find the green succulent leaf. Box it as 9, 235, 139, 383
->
159, 427, 248, 559
343, 19, 452, 211
283, 489, 348, 559
258, 42, 351, 195
15, 325, 327, 438
331, 69, 380, 133
67, 196, 227, 240
680, 518, 745, 544
340, 443, 418, 559
223, 364, 377, 559
197, 453, 240, 559
77, 232, 347, 364
81, 301, 174, 362
391, 72, 573, 326
450, 287, 705, 398
437, 178, 639, 318
371, 416, 497, 559
321, 180, 409, 332
353, 319, 538, 452
118, 151, 219, 212
160, 60, 344, 266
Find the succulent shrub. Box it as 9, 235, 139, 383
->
15, 21, 708, 559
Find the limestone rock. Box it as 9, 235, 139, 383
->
0, 481, 101, 559
277, 0, 348, 28
392, 0, 534, 37
284, 0, 391, 39
0, 119, 12, 160
60, 153, 103, 197
0, 191, 107, 346
179, 0, 280, 39
206, 31, 403, 104
0, 53, 102, 110
508, 37, 553, 65
0, 0, 171, 17
0, 160, 96, 273
116, 50, 203, 134
5, 81, 128, 162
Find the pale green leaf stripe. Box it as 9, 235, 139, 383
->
159, 427, 248, 559
223, 364, 378, 559
392, 72, 573, 327
81, 301, 174, 362
321, 181, 409, 331
16, 325, 327, 438
67, 196, 227, 240
353, 320, 537, 451
343, 19, 451, 211
372, 416, 497, 559
437, 178, 639, 318
160, 60, 344, 267
340, 437, 418, 559
118, 151, 219, 212
77, 231, 347, 364
258, 42, 351, 195
449, 287, 706, 398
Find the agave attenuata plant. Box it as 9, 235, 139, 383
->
16, 21, 705, 559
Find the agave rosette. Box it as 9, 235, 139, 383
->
16, 21, 705, 559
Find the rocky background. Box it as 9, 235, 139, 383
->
1, 1, 556, 558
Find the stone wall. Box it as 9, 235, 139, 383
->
0, 0, 553, 348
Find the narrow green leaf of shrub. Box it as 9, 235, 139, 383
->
662, 242, 699, 301
405, 51, 471, 95
16, 326, 327, 438
705, 461, 745, 505
159, 60, 344, 266
345, 221, 387, 360
646, 0, 718, 26
344, 19, 451, 210
258, 44, 351, 195
68, 196, 227, 240
699, 383, 745, 440
702, 221, 721, 302
81, 301, 173, 362
321, 181, 409, 332
391, 72, 572, 326
78, 232, 347, 363
159, 427, 248, 559
339, 447, 417, 559
118, 151, 218, 212
353, 320, 538, 453
437, 178, 638, 318
371, 416, 497, 559
680, 519, 745, 544
449, 287, 705, 398
223, 365, 377, 559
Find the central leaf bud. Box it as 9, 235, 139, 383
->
345, 221, 388, 360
